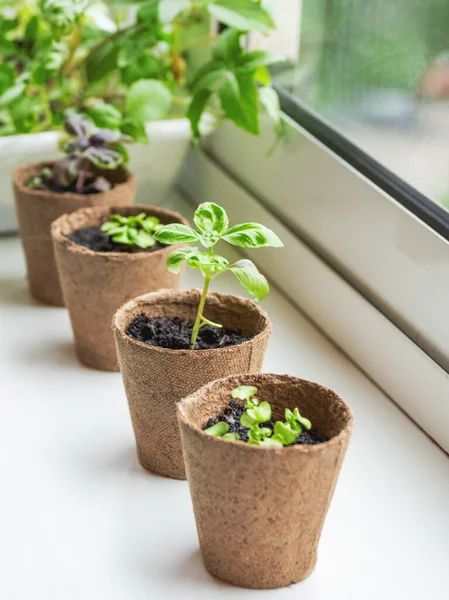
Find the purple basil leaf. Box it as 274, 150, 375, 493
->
64, 113, 92, 139
85, 146, 123, 170
89, 129, 121, 146
87, 176, 111, 192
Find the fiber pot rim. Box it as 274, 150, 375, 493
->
51, 204, 189, 260
113, 289, 272, 357
13, 160, 134, 203
177, 373, 354, 454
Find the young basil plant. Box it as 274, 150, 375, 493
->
271, 408, 312, 446
100, 213, 161, 249
237, 386, 280, 447
204, 421, 239, 441
153, 202, 283, 349
216, 386, 314, 448
27, 113, 131, 194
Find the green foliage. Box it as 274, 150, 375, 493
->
231, 385, 257, 401
208, 0, 275, 33
204, 386, 316, 447
126, 79, 172, 123
204, 421, 239, 440
0, 0, 283, 141
189, 27, 283, 139
153, 201, 283, 349
100, 212, 161, 248
210, 386, 315, 448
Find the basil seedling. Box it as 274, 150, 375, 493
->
100, 213, 161, 249
153, 202, 283, 349
271, 408, 313, 446
214, 386, 315, 448
27, 113, 131, 194
204, 421, 239, 441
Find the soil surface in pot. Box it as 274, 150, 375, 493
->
205, 402, 328, 445
126, 315, 253, 350
67, 227, 166, 254
28, 178, 105, 195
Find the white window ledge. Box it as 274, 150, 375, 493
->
0, 193, 448, 599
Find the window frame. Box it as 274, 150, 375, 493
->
275, 85, 449, 241
178, 86, 449, 453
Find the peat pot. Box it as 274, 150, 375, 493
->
177, 373, 354, 589
113, 289, 272, 479
52, 205, 187, 371
13, 161, 135, 306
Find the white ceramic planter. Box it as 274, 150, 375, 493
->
0, 117, 210, 233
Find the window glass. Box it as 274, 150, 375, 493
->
274, 0, 449, 212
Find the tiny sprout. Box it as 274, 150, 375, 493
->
217, 386, 315, 447
153, 202, 283, 349
100, 213, 161, 249
204, 421, 239, 441
204, 421, 228, 437
285, 408, 312, 432
231, 385, 258, 401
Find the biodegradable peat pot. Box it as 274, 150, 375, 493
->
13, 161, 135, 306
113, 290, 272, 479
51, 205, 188, 371
177, 373, 354, 590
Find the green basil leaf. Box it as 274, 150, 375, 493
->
293, 408, 312, 430
186, 251, 229, 276
187, 89, 211, 140
204, 421, 229, 437
134, 231, 156, 248
253, 65, 271, 86
212, 28, 243, 64
238, 50, 284, 70
257, 401, 271, 423
229, 259, 269, 302
194, 202, 229, 236
126, 79, 172, 123
222, 432, 239, 441
208, 0, 275, 33
261, 437, 283, 448
142, 216, 160, 232
154, 224, 200, 245
222, 222, 283, 248
166, 247, 198, 274
190, 60, 226, 91
85, 41, 119, 83
231, 385, 257, 400
273, 421, 298, 446
240, 412, 256, 428
219, 72, 259, 135
120, 118, 149, 144
195, 68, 238, 94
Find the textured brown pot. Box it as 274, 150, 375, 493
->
113, 290, 272, 479
13, 161, 135, 306
177, 373, 354, 589
52, 204, 188, 371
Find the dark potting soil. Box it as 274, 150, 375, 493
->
67, 226, 166, 254
205, 402, 328, 445
126, 315, 253, 350
42, 179, 104, 195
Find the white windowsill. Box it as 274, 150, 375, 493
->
1, 193, 448, 599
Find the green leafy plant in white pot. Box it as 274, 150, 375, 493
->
1, 0, 284, 230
